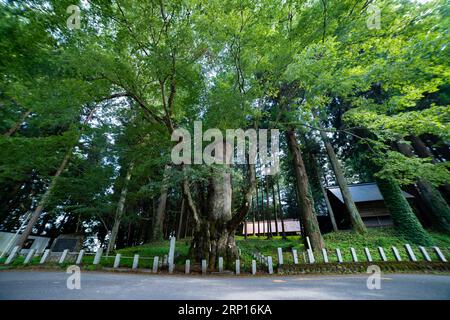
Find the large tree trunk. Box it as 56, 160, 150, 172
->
152, 165, 170, 241
187, 141, 257, 269
410, 135, 450, 204
265, 177, 273, 239
188, 141, 236, 268
319, 130, 366, 234
259, 180, 266, 236
106, 164, 133, 255
177, 199, 185, 238
251, 196, 256, 236
189, 166, 236, 268
286, 129, 324, 250
270, 177, 279, 236
376, 176, 432, 245
255, 179, 260, 236
309, 152, 338, 232
396, 141, 450, 233
275, 179, 287, 239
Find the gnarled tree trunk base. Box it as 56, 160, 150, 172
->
189, 221, 238, 270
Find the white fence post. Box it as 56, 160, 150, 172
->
350, 248, 358, 262
132, 254, 139, 270
168, 236, 176, 273
364, 248, 372, 262
218, 257, 224, 272
307, 249, 315, 264
76, 250, 85, 265
392, 246, 402, 261
433, 246, 447, 262
24, 249, 36, 264
277, 248, 283, 265
404, 244, 417, 262
40, 249, 51, 264
252, 260, 256, 275
185, 259, 190, 274
201, 259, 207, 275
336, 248, 343, 263
267, 256, 273, 274
378, 247, 387, 262
235, 259, 240, 275
93, 248, 103, 265
59, 249, 69, 264
5, 246, 19, 265
322, 248, 329, 263
113, 253, 121, 268
419, 246, 431, 262
152, 256, 159, 273
292, 249, 299, 264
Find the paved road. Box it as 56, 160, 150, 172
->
0, 270, 449, 299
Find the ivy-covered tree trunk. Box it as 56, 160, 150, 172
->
319, 131, 366, 234
410, 135, 450, 204
376, 176, 433, 245
396, 141, 450, 233
415, 179, 450, 233
286, 129, 324, 250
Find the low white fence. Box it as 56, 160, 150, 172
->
2, 241, 448, 276
253, 244, 448, 274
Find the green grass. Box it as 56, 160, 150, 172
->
116, 239, 191, 266
100, 228, 450, 270
3, 228, 447, 272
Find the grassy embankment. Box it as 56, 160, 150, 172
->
114, 227, 450, 271
1, 228, 448, 272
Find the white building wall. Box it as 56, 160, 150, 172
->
0, 231, 50, 255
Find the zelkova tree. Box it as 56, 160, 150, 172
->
50, 0, 266, 266
3, 0, 450, 261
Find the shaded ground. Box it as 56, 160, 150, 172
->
0, 270, 449, 300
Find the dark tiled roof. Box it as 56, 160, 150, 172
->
326, 182, 414, 203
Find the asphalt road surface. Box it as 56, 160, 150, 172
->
1, 270, 449, 300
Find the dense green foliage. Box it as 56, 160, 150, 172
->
0, 0, 448, 258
